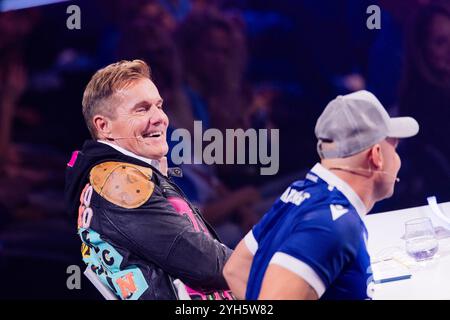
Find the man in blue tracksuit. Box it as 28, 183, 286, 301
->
223, 90, 420, 300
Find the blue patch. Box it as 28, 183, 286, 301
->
78, 227, 149, 300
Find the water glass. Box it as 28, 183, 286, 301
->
405, 217, 439, 261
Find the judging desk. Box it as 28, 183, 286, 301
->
364, 201, 450, 300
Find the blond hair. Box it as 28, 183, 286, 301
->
82, 59, 151, 138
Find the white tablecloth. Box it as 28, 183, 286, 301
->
364, 201, 450, 299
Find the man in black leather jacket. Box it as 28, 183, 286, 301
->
65, 60, 233, 300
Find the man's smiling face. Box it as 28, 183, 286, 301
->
106, 78, 169, 160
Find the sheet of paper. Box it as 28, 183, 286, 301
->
371, 259, 412, 284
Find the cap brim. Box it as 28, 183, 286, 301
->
387, 117, 419, 138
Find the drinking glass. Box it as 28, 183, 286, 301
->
405, 217, 439, 261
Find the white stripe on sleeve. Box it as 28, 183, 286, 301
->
244, 230, 258, 255
270, 252, 326, 297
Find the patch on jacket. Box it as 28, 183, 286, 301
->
90, 161, 154, 208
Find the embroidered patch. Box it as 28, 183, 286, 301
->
90, 162, 154, 209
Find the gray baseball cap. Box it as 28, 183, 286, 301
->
315, 90, 419, 159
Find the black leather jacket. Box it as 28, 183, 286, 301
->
65, 140, 233, 300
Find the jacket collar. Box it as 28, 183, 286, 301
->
97, 140, 160, 170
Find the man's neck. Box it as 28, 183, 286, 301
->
325, 167, 376, 213
97, 139, 159, 169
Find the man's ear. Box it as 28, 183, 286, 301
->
369, 143, 383, 170
93, 115, 112, 139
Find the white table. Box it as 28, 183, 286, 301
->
364, 201, 450, 300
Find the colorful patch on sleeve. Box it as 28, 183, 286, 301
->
89, 162, 154, 209
79, 227, 149, 300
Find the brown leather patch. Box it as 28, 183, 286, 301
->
89, 162, 154, 209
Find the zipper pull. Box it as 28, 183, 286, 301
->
168, 167, 183, 178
